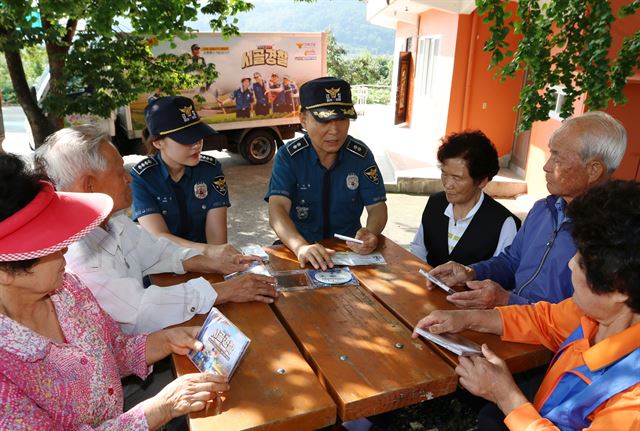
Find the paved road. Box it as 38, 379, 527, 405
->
1, 106, 26, 133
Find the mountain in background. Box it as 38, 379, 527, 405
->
195, 0, 395, 55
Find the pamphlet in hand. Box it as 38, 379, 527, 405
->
240, 244, 270, 262
331, 251, 387, 266
414, 327, 483, 357
188, 307, 251, 378
223, 261, 272, 280
418, 268, 456, 295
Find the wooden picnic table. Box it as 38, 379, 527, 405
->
264, 244, 458, 421
155, 275, 337, 431
161, 235, 551, 430
347, 236, 552, 373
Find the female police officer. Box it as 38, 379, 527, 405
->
131, 96, 235, 258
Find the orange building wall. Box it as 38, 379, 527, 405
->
525, 0, 639, 198
446, 14, 473, 134
417, 9, 459, 57
525, 119, 562, 198
462, 2, 524, 157
606, 82, 640, 181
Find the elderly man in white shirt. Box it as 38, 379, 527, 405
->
35, 125, 278, 334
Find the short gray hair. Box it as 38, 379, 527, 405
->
35, 125, 110, 191
554, 111, 627, 174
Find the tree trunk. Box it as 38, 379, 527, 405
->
0, 90, 5, 152
42, 16, 77, 142
3, 49, 58, 148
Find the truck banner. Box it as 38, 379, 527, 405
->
127, 32, 327, 131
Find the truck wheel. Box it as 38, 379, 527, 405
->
240, 130, 276, 164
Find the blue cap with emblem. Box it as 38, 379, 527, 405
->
299, 77, 357, 123
144, 96, 217, 145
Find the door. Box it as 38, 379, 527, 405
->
394, 51, 411, 125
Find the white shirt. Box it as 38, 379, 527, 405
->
66, 212, 217, 334
410, 192, 518, 262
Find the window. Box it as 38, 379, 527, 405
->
549, 85, 567, 120
415, 36, 440, 99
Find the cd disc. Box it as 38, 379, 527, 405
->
313, 269, 352, 285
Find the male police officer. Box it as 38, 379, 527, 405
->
252, 72, 269, 116
219, 78, 254, 119
266, 77, 388, 270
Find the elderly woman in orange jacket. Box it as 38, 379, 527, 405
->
414, 180, 640, 431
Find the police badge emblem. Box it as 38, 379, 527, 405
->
296, 200, 309, 220
363, 166, 380, 184
194, 182, 208, 199
212, 176, 228, 196
346, 173, 359, 190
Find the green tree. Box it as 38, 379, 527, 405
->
0, 0, 252, 147
327, 30, 349, 79
0, 45, 47, 103
477, 0, 640, 130
327, 30, 392, 103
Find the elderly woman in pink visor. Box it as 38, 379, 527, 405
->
0, 154, 228, 430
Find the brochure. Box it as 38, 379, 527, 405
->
188, 307, 251, 378
223, 260, 272, 280
331, 251, 387, 266
240, 244, 270, 262
414, 327, 483, 357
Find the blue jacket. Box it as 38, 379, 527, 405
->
470, 196, 576, 305
540, 325, 640, 430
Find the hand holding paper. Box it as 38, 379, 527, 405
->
334, 233, 364, 244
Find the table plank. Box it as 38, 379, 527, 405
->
264, 246, 458, 421
157, 274, 337, 431
351, 236, 552, 373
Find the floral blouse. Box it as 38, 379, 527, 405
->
0, 273, 151, 430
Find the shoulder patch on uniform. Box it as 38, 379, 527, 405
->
363, 165, 380, 184
286, 138, 309, 157
200, 154, 218, 166
212, 176, 228, 196
345, 138, 369, 158
132, 157, 158, 175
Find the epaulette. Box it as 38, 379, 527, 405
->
286, 138, 309, 157
345, 137, 369, 158
132, 157, 159, 175
200, 154, 218, 166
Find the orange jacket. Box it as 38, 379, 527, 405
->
497, 298, 640, 430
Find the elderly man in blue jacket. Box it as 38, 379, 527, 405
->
428, 111, 627, 308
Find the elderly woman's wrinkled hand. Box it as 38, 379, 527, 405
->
412, 309, 469, 338
164, 326, 203, 356
143, 373, 230, 429
455, 344, 527, 416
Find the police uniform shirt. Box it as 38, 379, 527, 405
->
252, 82, 268, 105
232, 88, 253, 110
265, 134, 386, 243
130, 153, 230, 243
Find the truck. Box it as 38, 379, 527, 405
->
32, 32, 328, 164
122, 33, 327, 164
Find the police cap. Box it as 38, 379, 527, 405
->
144, 96, 216, 145
299, 77, 357, 123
